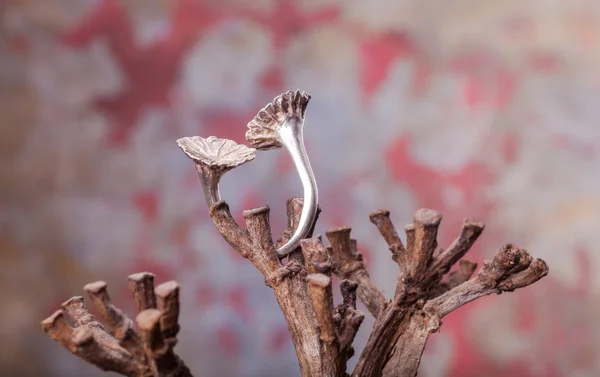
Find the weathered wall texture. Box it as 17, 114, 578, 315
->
1, 0, 599, 376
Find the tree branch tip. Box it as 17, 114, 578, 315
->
463, 218, 485, 229
287, 197, 303, 206
369, 209, 391, 221
412, 208, 443, 226
243, 205, 270, 218
307, 273, 331, 287
135, 309, 162, 331
83, 281, 108, 294
41, 310, 66, 329
326, 226, 352, 237
155, 281, 180, 298
62, 296, 85, 308
127, 272, 156, 283
300, 237, 325, 249
531, 258, 549, 276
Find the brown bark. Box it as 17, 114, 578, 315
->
343, 209, 548, 377
326, 227, 386, 318
42, 199, 549, 377
42, 274, 191, 377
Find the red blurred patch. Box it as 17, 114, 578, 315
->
463, 76, 486, 109
451, 52, 518, 110
259, 65, 285, 92
268, 325, 292, 353
62, 0, 224, 147
357, 242, 372, 265
216, 325, 240, 357
574, 247, 591, 298
240, 189, 263, 212
225, 285, 253, 322
359, 31, 417, 103
8, 35, 30, 53
530, 53, 560, 73
499, 133, 519, 163
195, 283, 216, 307
170, 220, 200, 268
411, 59, 433, 96
132, 191, 158, 222
385, 136, 493, 210
243, 0, 340, 51
385, 136, 495, 247
201, 109, 256, 145
321, 170, 371, 227
130, 244, 176, 283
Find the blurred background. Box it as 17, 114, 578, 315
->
1, 0, 599, 376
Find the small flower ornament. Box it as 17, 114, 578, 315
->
177, 136, 256, 205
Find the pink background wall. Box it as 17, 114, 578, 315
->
2, 0, 599, 376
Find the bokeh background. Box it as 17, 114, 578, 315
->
2, 0, 599, 376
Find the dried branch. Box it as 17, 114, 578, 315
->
382, 246, 548, 377
354, 208, 549, 377
406, 209, 442, 282
326, 227, 386, 317
84, 281, 148, 366
155, 281, 180, 344
128, 272, 157, 312
302, 238, 366, 377
307, 274, 339, 377
424, 218, 484, 286
208, 201, 253, 257
208, 201, 325, 376
427, 259, 479, 298
136, 309, 191, 377
276, 197, 322, 261
428, 244, 548, 317
369, 210, 405, 266
334, 281, 364, 369
243, 206, 282, 275
42, 274, 192, 377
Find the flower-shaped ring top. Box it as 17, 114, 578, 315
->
177, 136, 256, 205
246, 90, 318, 258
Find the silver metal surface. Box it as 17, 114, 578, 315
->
275, 117, 318, 258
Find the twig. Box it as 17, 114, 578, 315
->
307, 274, 339, 377
84, 281, 148, 367
208, 201, 253, 257
136, 309, 192, 377
334, 281, 364, 369
128, 272, 157, 312
155, 281, 181, 344
369, 210, 406, 265
326, 227, 386, 317
424, 218, 484, 286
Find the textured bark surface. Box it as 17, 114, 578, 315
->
42, 195, 548, 377
42, 275, 191, 377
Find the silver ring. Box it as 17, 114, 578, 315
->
246, 90, 318, 258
